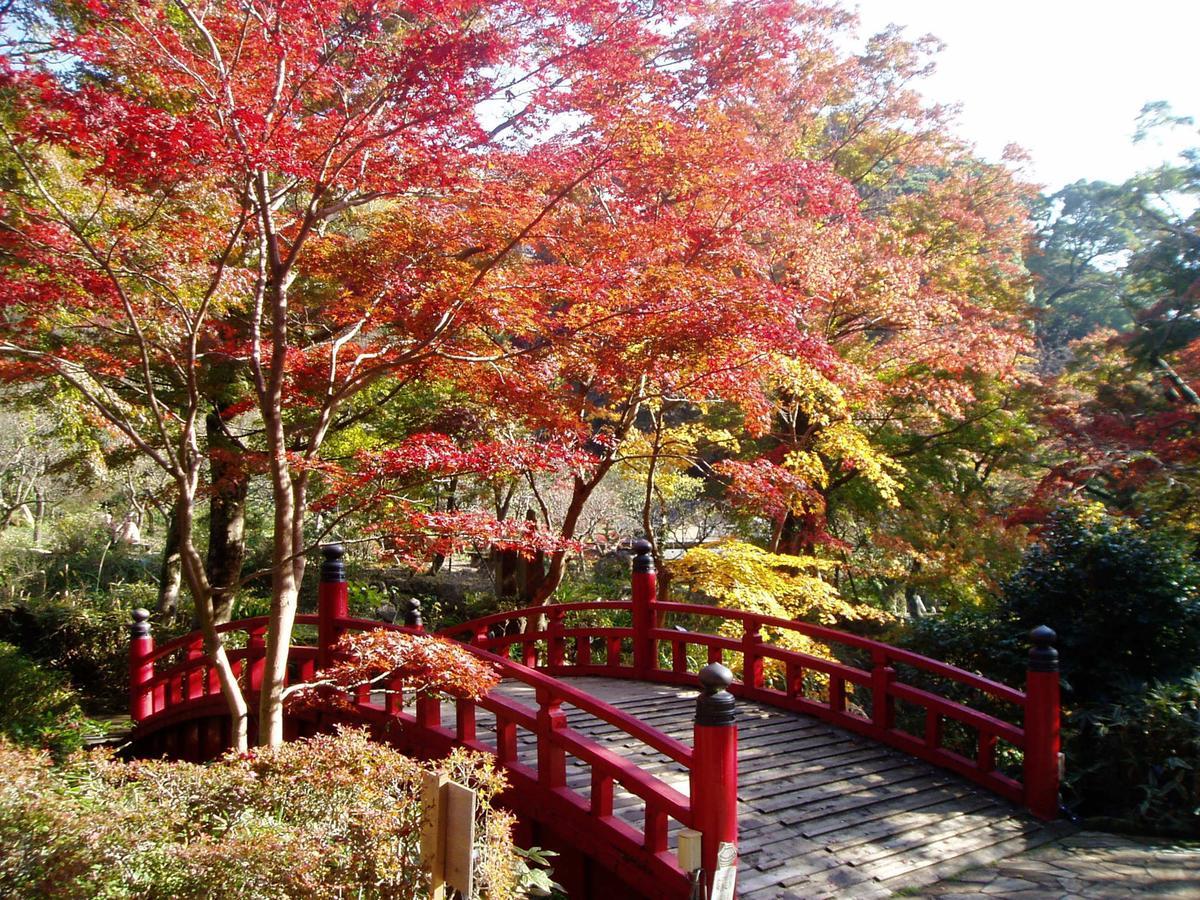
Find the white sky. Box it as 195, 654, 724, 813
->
852, 0, 1200, 192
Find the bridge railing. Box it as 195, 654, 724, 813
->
439, 539, 1061, 821
127, 544, 741, 897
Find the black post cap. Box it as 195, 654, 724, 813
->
320, 543, 346, 583
631, 537, 656, 574
130, 607, 152, 638
1028, 625, 1059, 673
695, 662, 736, 726
402, 597, 423, 629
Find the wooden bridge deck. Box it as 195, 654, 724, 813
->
488, 677, 1071, 900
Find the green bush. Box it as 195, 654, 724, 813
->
0, 588, 141, 712
0, 643, 97, 759
1066, 671, 1200, 836
1001, 506, 1200, 703
0, 728, 523, 898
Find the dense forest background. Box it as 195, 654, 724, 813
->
0, 0, 1197, 841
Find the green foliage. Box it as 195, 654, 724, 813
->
512, 847, 565, 898
1067, 672, 1200, 836
0, 643, 97, 759
1001, 505, 1200, 703
0, 728, 523, 898
0, 586, 154, 712
896, 603, 1027, 689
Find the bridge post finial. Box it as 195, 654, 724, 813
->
691, 662, 738, 892
402, 597, 423, 631
631, 537, 657, 678
129, 608, 154, 723
318, 543, 350, 669
1024, 625, 1061, 821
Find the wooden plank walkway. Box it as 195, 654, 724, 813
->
489, 677, 1072, 900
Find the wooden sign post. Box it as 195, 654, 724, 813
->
421, 771, 477, 899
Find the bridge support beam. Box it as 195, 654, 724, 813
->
129, 608, 154, 722
318, 543, 349, 669
631, 538, 657, 679
1023, 626, 1061, 820
692, 662, 738, 893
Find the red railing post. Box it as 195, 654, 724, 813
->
129, 608, 154, 723
632, 537, 657, 678
318, 543, 348, 669
691, 662, 738, 892
1023, 625, 1061, 820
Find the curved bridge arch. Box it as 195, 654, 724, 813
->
126, 544, 1061, 899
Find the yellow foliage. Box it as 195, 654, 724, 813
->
618, 419, 738, 501
668, 540, 889, 627
668, 540, 891, 687
768, 356, 905, 506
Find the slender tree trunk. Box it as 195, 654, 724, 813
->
177, 485, 249, 752
157, 501, 182, 618
205, 410, 248, 624
532, 461, 617, 603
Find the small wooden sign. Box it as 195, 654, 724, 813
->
421, 771, 476, 899
443, 780, 476, 896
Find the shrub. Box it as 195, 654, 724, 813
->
0, 589, 139, 712
0, 643, 97, 759
1001, 505, 1200, 703
0, 728, 523, 898
1066, 671, 1200, 836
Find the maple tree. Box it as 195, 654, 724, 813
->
3, 0, 795, 746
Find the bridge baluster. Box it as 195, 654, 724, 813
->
536, 688, 567, 789
591, 770, 614, 817
416, 694, 441, 729
828, 675, 846, 714
672, 634, 688, 673
925, 707, 942, 749
186, 637, 205, 701
547, 609, 565, 670
129, 608, 154, 723
870, 650, 896, 732
496, 717, 517, 763
644, 804, 668, 853
576, 634, 591, 667
786, 661, 803, 700
631, 537, 657, 678
1023, 626, 1061, 820
606, 635, 622, 668
743, 623, 764, 690
691, 663, 738, 891
456, 699, 476, 742
246, 625, 266, 692
385, 676, 403, 715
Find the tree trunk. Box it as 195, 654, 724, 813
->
157, 501, 182, 618
531, 462, 617, 604
177, 486, 249, 752
205, 410, 248, 624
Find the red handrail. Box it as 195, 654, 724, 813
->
435, 548, 1060, 822
126, 537, 1059, 898
127, 607, 704, 896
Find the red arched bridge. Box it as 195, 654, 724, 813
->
126, 542, 1065, 899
